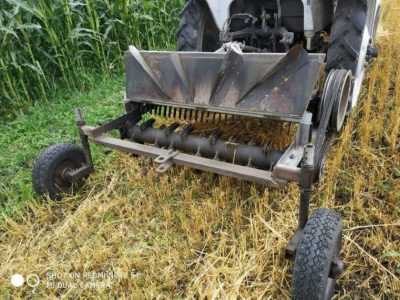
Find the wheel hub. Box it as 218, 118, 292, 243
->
54, 160, 80, 192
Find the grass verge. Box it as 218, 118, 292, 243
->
0, 74, 124, 216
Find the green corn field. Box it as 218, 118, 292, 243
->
0, 0, 184, 119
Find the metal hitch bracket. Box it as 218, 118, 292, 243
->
155, 150, 179, 173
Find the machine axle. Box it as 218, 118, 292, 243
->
127, 120, 283, 171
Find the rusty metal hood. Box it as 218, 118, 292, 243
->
125, 45, 325, 122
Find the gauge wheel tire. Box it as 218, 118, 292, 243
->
32, 144, 87, 200
177, 0, 220, 51
292, 209, 343, 300
326, 0, 367, 73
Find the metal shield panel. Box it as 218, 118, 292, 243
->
125, 45, 325, 122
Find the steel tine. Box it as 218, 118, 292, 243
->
228, 136, 235, 143
209, 128, 222, 145
248, 140, 256, 146
166, 122, 180, 134
247, 157, 253, 167
141, 118, 156, 130
288, 123, 292, 134
181, 123, 194, 137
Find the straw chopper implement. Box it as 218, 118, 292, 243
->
32, 1, 381, 298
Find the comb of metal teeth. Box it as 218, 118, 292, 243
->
148, 104, 242, 124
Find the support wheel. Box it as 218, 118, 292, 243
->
32, 144, 87, 200
292, 209, 343, 300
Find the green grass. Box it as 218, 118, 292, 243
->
0, 74, 124, 216
0, 0, 185, 215
0, 0, 184, 214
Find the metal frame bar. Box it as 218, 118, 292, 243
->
74, 108, 313, 185
82, 127, 283, 186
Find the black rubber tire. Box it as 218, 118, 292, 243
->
177, 0, 220, 52
32, 144, 87, 200
292, 209, 343, 300
326, 0, 367, 73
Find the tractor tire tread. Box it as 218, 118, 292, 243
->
177, 0, 219, 52
177, 0, 204, 51
292, 208, 342, 300
326, 0, 367, 73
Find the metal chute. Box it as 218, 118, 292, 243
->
125, 45, 325, 122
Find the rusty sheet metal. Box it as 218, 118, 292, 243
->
125, 45, 325, 122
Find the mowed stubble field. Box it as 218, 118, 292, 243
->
0, 1, 399, 299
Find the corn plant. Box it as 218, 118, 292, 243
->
0, 0, 184, 119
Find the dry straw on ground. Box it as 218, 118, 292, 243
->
0, 1, 399, 299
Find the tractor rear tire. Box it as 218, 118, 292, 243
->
326, 0, 367, 74
292, 209, 343, 300
177, 0, 220, 52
